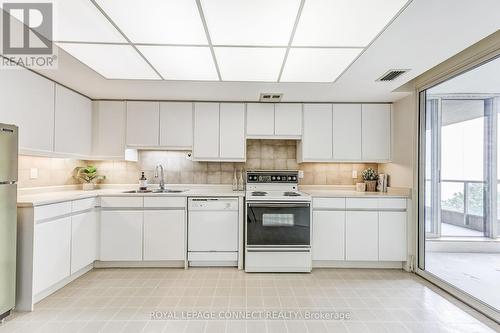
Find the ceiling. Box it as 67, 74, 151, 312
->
2, 0, 500, 102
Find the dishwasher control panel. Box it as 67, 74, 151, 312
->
188, 198, 239, 211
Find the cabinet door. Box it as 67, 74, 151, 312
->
379, 211, 407, 261
345, 211, 378, 261
302, 104, 332, 160
362, 104, 391, 161
33, 217, 71, 294
126, 101, 159, 146
160, 102, 193, 149
71, 211, 97, 274
54, 85, 92, 157
275, 104, 302, 136
220, 103, 245, 160
0, 68, 55, 153
246, 103, 274, 136
92, 101, 126, 159
100, 211, 143, 261
193, 103, 219, 159
333, 104, 361, 160
312, 211, 345, 261
144, 210, 185, 261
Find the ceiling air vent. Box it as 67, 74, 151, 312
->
376, 69, 409, 82
259, 93, 283, 102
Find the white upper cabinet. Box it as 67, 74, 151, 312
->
246, 103, 274, 136
332, 104, 362, 161
54, 85, 92, 157
219, 103, 246, 160
92, 101, 126, 159
160, 102, 193, 149
0, 68, 55, 154
300, 104, 332, 161
126, 101, 160, 147
362, 104, 391, 161
193, 103, 220, 160
275, 104, 302, 137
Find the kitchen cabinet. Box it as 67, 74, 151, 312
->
126, 101, 160, 147
160, 102, 193, 149
33, 217, 71, 295
246, 103, 274, 136
54, 85, 92, 157
345, 211, 378, 261
143, 210, 185, 261
193, 103, 220, 159
219, 103, 246, 160
275, 104, 302, 137
379, 211, 407, 261
92, 101, 126, 159
312, 211, 345, 261
362, 104, 391, 161
332, 104, 362, 160
0, 67, 55, 154
299, 104, 332, 161
100, 210, 143, 261
71, 211, 97, 274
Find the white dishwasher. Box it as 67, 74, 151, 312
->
188, 198, 239, 266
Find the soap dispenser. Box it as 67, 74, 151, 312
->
139, 172, 148, 191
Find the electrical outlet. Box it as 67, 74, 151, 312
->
30, 168, 38, 179
352, 170, 358, 178
298, 170, 304, 179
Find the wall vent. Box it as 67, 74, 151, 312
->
376, 69, 409, 82
259, 93, 283, 102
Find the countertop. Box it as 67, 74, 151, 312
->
17, 185, 245, 207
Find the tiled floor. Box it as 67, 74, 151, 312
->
1, 268, 499, 333
426, 252, 500, 311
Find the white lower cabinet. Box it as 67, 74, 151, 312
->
312, 211, 345, 260
143, 210, 185, 261
33, 217, 71, 295
345, 211, 379, 261
379, 211, 407, 261
100, 210, 143, 261
71, 211, 97, 274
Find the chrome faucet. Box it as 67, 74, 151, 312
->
154, 164, 166, 191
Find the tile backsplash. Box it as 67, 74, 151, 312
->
18, 140, 377, 188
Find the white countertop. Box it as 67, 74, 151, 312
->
17, 184, 410, 207
17, 185, 245, 207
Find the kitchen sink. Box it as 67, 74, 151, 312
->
152, 189, 187, 193
122, 190, 152, 193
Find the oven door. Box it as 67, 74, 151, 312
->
246, 202, 310, 247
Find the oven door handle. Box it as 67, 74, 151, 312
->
247, 203, 310, 208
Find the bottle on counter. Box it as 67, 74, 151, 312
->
237, 169, 244, 191
232, 170, 238, 191
139, 172, 148, 191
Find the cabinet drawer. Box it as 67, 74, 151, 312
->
346, 198, 378, 210
143, 196, 186, 208
313, 198, 345, 209
34, 201, 72, 221
378, 198, 406, 210
100, 196, 143, 208
72, 197, 96, 213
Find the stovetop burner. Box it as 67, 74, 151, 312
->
284, 191, 301, 197
251, 191, 268, 196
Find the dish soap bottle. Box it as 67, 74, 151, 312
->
232, 170, 238, 191
139, 172, 148, 191
237, 169, 244, 191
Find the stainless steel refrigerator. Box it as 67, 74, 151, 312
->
0, 123, 17, 320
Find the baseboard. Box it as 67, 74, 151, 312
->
312, 260, 404, 269
94, 260, 185, 268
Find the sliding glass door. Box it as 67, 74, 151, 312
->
419, 55, 500, 319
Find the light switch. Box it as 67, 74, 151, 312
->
30, 168, 38, 179
352, 170, 358, 178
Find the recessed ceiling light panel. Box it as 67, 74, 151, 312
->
139, 46, 218, 81
201, 0, 301, 45
293, 0, 408, 46
281, 48, 362, 82
215, 47, 286, 82
57, 43, 160, 80
95, 0, 208, 44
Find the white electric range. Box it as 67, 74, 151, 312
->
245, 171, 312, 273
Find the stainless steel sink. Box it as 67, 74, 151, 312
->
152, 189, 187, 193
122, 190, 153, 193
